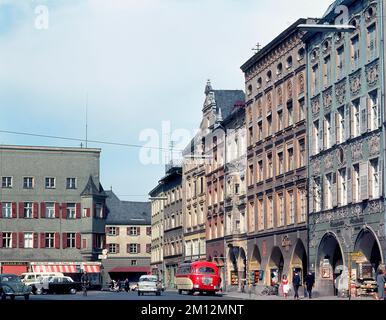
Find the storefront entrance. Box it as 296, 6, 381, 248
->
354, 228, 383, 272
290, 240, 307, 283
268, 246, 284, 286
316, 233, 344, 296
249, 245, 262, 286
227, 246, 246, 289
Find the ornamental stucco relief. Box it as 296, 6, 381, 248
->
351, 141, 363, 162
350, 71, 361, 97
287, 80, 293, 100
298, 73, 304, 93
324, 153, 334, 171
323, 88, 333, 109
366, 62, 379, 88
312, 159, 321, 175
335, 80, 346, 105
368, 134, 381, 156
311, 96, 320, 114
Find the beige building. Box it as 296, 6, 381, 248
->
103, 191, 151, 283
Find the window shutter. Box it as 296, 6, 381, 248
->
11, 202, 17, 218
137, 227, 141, 235
18, 202, 24, 218
360, 161, 369, 201
33, 203, 39, 219
116, 227, 119, 236
86, 208, 91, 218
350, 104, 355, 138
319, 126, 323, 152
76, 233, 81, 249
62, 233, 67, 249
93, 204, 97, 218
92, 234, 96, 249
55, 203, 60, 218
332, 173, 337, 207
378, 159, 383, 198
331, 113, 335, 146
347, 168, 352, 203
33, 233, 39, 248
377, 91, 381, 128
40, 233, 45, 248
360, 96, 368, 134
40, 202, 46, 218
0, 203, 2, 218
345, 104, 351, 139
62, 203, 67, 219
137, 244, 141, 253
323, 120, 327, 150
337, 173, 342, 206
12, 232, 17, 248
105, 227, 110, 234
0, 233, 3, 248
309, 179, 314, 212
127, 227, 130, 235
54, 232, 60, 249
127, 244, 130, 253
76, 203, 81, 219
147, 227, 151, 236
146, 244, 151, 253
19, 232, 24, 248
116, 243, 120, 254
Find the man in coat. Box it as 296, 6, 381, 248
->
293, 271, 301, 300
304, 272, 315, 299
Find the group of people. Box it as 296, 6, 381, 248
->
280, 271, 315, 299
110, 278, 130, 292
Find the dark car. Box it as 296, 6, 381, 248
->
45, 276, 82, 294
0, 274, 32, 300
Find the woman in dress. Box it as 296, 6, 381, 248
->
281, 274, 289, 299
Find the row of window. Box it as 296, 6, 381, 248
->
186, 176, 205, 200
107, 226, 151, 236
164, 240, 183, 257
247, 47, 305, 95
0, 232, 81, 249
312, 91, 379, 155
0, 202, 105, 219
1, 177, 77, 190
248, 188, 307, 232
311, 23, 378, 96
184, 238, 206, 257
311, 158, 381, 212
108, 243, 150, 254
207, 218, 224, 240
248, 138, 306, 186
248, 99, 306, 146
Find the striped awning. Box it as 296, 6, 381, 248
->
84, 265, 100, 273
33, 265, 77, 273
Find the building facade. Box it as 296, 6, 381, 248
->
182, 135, 206, 264
103, 191, 151, 284
203, 81, 245, 286
306, 0, 386, 296
161, 166, 183, 289
241, 19, 310, 288
223, 105, 248, 291
149, 183, 165, 282
0, 145, 106, 284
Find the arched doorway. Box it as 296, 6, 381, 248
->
316, 233, 344, 296
354, 228, 383, 277
267, 246, 284, 286
227, 246, 246, 288
249, 245, 262, 286
290, 240, 308, 283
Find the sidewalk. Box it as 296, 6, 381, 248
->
223, 290, 376, 301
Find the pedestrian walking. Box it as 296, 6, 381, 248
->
293, 271, 301, 300
81, 271, 90, 297
376, 269, 385, 300
304, 272, 315, 299
281, 275, 289, 299
124, 278, 129, 292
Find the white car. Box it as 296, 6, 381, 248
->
137, 275, 162, 296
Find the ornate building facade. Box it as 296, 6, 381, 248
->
305, 0, 385, 296
223, 105, 248, 291
241, 19, 311, 288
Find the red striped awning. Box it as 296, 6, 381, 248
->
83, 265, 100, 273
32, 265, 77, 273
110, 266, 150, 273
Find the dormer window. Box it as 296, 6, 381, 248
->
276, 63, 283, 75
257, 77, 262, 89
266, 70, 272, 82
286, 56, 293, 69
297, 48, 305, 61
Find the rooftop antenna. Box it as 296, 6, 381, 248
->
252, 43, 261, 54
85, 93, 88, 148
169, 140, 175, 166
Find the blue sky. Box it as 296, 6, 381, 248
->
0, 0, 332, 201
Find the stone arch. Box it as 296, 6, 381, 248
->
249, 245, 262, 271
289, 239, 308, 282
266, 246, 284, 285
354, 227, 383, 272
316, 232, 344, 296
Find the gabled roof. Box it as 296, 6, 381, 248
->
105, 190, 151, 225
81, 175, 107, 197
212, 90, 245, 121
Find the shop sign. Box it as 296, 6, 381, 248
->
281, 235, 292, 251
351, 251, 367, 264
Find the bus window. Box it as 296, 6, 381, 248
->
198, 267, 215, 275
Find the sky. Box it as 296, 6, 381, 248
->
0, 0, 333, 202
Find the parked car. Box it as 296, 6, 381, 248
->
21, 272, 64, 294
37, 276, 81, 294
0, 274, 32, 300
137, 275, 162, 296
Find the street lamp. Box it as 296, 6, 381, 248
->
297, 24, 356, 33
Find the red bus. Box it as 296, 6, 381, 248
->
175, 261, 221, 295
